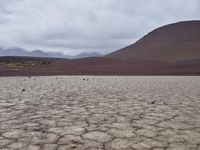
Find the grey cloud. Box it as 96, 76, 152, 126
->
0, 0, 199, 55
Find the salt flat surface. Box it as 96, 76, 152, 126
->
0, 76, 200, 150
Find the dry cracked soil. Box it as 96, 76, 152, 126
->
0, 76, 200, 150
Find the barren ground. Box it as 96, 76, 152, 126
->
0, 76, 200, 150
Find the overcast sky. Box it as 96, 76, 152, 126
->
0, 0, 199, 55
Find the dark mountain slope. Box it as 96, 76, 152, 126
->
106, 21, 200, 62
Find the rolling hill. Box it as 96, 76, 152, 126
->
106, 21, 200, 62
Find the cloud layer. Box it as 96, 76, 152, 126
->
0, 0, 199, 55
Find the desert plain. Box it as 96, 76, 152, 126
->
0, 76, 200, 150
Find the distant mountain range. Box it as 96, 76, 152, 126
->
0, 47, 102, 59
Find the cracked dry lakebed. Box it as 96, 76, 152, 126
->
0, 76, 200, 150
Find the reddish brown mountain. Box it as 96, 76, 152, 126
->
106, 21, 200, 62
